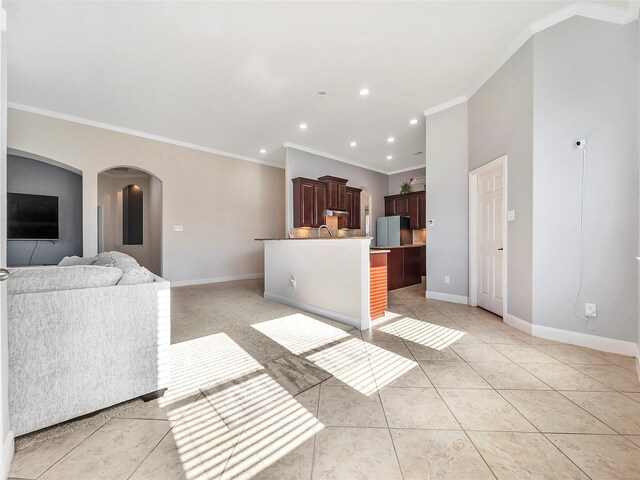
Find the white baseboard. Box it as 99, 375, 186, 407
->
531, 324, 637, 357
425, 290, 469, 305
3, 430, 14, 479
504, 314, 532, 334
171, 273, 264, 288
264, 292, 367, 330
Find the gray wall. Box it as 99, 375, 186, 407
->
388, 167, 425, 196
425, 103, 469, 298
286, 147, 389, 243
7, 155, 83, 266
468, 39, 534, 323
532, 17, 639, 342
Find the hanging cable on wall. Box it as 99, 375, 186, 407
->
572, 139, 589, 321
28, 240, 39, 266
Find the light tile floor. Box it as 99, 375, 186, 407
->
10, 282, 640, 479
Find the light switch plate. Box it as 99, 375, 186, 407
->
507, 210, 515, 221
173, 225, 184, 232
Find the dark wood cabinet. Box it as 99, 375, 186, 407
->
292, 177, 327, 228
403, 246, 422, 286
384, 191, 426, 230
421, 245, 426, 276
408, 193, 420, 228
318, 176, 348, 210
338, 186, 362, 229
381, 246, 423, 291
387, 249, 404, 291
384, 196, 397, 216
408, 191, 426, 229
313, 182, 327, 227
396, 196, 409, 216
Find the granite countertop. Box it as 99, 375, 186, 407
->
370, 249, 390, 254
255, 237, 373, 241
371, 244, 425, 249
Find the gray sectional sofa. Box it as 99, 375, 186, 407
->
8, 252, 171, 436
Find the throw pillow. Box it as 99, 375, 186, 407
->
117, 267, 155, 285
58, 256, 97, 267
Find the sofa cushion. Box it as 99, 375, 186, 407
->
117, 267, 155, 285
58, 255, 96, 267
8, 266, 124, 294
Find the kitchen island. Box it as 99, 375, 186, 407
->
256, 238, 388, 330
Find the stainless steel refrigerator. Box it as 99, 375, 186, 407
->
376, 216, 411, 246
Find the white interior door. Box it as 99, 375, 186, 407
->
477, 166, 504, 315
0, 6, 11, 474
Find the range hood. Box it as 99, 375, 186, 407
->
326, 209, 349, 218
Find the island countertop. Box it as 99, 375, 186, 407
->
255, 237, 373, 241
371, 244, 424, 249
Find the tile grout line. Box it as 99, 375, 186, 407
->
33, 419, 110, 479
308, 382, 321, 480
365, 334, 406, 480
404, 295, 501, 479
539, 431, 596, 480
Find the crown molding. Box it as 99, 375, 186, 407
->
423, 96, 467, 117
8, 102, 285, 170
387, 164, 425, 175
283, 142, 396, 175
425, 1, 640, 117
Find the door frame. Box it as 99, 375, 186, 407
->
468, 155, 507, 317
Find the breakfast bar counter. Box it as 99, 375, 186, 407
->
256, 237, 387, 330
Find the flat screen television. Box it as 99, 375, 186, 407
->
7, 193, 59, 240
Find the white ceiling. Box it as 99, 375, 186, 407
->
6, 1, 634, 173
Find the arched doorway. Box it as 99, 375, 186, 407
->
97, 166, 162, 275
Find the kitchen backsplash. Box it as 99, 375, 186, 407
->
412, 229, 426, 245
289, 216, 367, 239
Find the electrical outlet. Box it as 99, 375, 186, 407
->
444, 276, 450, 284
585, 303, 597, 318
289, 277, 296, 290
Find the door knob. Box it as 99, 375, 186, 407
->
0, 268, 9, 282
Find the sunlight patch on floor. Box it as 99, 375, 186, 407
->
202, 372, 291, 428
305, 337, 416, 396
380, 317, 465, 350
251, 313, 349, 355
366, 343, 418, 390
167, 333, 264, 402
221, 385, 322, 479
165, 337, 323, 480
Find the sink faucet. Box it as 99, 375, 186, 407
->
318, 225, 333, 238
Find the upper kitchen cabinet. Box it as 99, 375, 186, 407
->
384, 191, 426, 229
396, 195, 409, 216
339, 186, 362, 229
408, 191, 426, 229
384, 196, 397, 216
317, 176, 348, 210
292, 177, 327, 228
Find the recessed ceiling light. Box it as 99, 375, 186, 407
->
410, 118, 418, 125
350, 141, 357, 147
386, 155, 393, 160
260, 149, 266, 154
318, 90, 327, 96
299, 123, 307, 130
359, 88, 369, 96
387, 137, 395, 143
